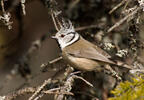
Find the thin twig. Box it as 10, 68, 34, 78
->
56, 72, 93, 100
43, 88, 74, 95
0, 0, 12, 29
108, 6, 141, 32
29, 67, 74, 100
75, 24, 100, 31
40, 56, 63, 72
33, 94, 44, 100
109, 0, 126, 14
51, 12, 59, 31
5, 87, 36, 100
4, 86, 73, 100
21, 0, 26, 15
1, 0, 5, 13
28, 79, 51, 100
55, 74, 75, 100
73, 75, 94, 87
54, 11, 62, 28
49, 56, 63, 64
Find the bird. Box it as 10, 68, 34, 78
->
52, 19, 132, 73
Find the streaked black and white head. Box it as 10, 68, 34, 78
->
52, 20, 80, 49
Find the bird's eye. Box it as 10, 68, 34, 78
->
60, 34, 65, 38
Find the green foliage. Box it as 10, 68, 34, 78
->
109, 75, 144, 100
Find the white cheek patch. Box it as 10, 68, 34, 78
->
64, 34, 74, 43
58, 33, 80, 49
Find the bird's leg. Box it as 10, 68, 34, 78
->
104, 64, 122, 81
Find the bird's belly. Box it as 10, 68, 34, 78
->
63, 55, 103, 71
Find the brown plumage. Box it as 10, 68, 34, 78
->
62, 36, 132, 71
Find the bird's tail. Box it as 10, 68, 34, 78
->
115, 60, 133, 70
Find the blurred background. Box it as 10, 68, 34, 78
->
0, 0, 144, 100
0, 0, 60, 94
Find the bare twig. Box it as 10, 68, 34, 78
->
1, 0, 5, 13
108, 6, 141, 32
109, 0, 126, 14
75, 24, 100, 31
51, 11, 59, 31
55, 72, 93, 100
29, 67, 74, 100
3, 86, 73, 100
54, 11, 62, 28
40, 56, 63, 72
5, 87, 36, 100
33, 94, 44, 100
28, 79, 51, 100
104, 65, 122, 81
73, 75, 94, 87
49, 56, 63, 64
55, 74, 75, 100
21, 0, 26, 15
0, 0, 13, 29
50, 0, 62, 32
43, 87, 74, 95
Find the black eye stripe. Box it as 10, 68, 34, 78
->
67, 32, 75, 35
66, 33, 75, 43
66, 33, 80, 46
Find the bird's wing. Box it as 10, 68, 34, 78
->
67, 46, 115, 65
64, 37, 115, 64
65, 37, 133, 70
64, 37, 132, 69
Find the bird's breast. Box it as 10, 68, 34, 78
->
62, 51, 104, 71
